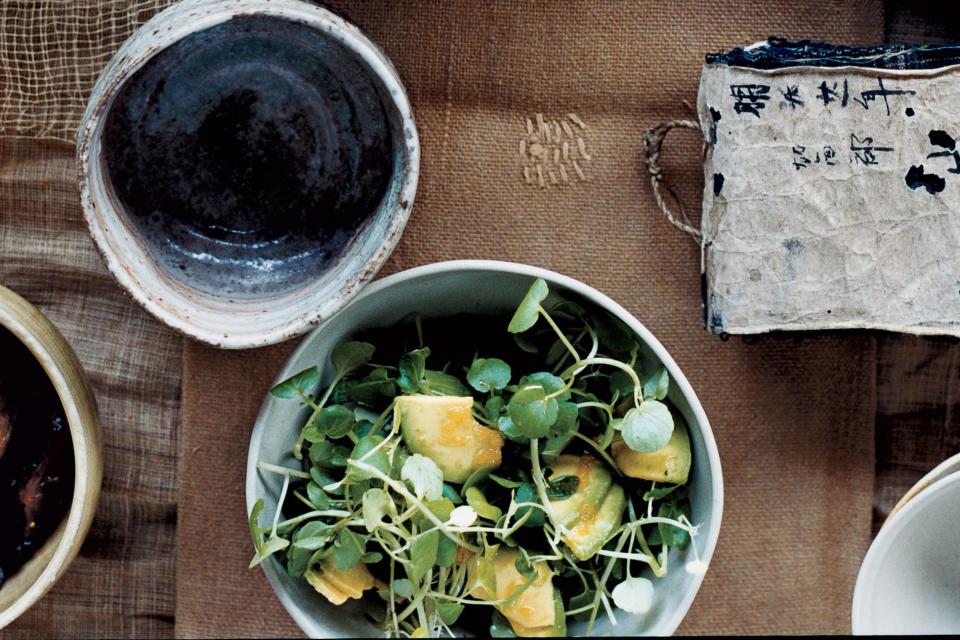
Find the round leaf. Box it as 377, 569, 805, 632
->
508, 278, 549, 333
448, 505, 478, 527
621, 401, 674, 452
331, 341, 375, 377
270, 367, 320, 399
508, 384, 559, 438
313, 405, 356, 438
401, 454, 444, 500
362, 488, 389, 532
467, 358, 512, 392
611, 576, 654, 614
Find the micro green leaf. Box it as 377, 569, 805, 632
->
393, 578, 415, 599
248, 498, 265, 553
448, 505, 478, 527
313, 405, 356, 439
401, 454, 444, 500
270, 367, 320, 399
362, 488, 390, 531
423, 369, 471, 396
508, 278, 549, 333
334, 528, 365, 571
497, 415, 529, 444
331, 341, 376, 377
249, 534, 290, 568
398, 348, 429, 393
437, 535, 458, 568
658, 500, 691, 549
611, 576, 654, 614
348, 435, 389, 480
489, 610, 515, 637
643, 484, 681, 502
467, 358, 512, 392
551, 401, 579, 436
306, 482, 331, 509
507, 384, 559, 438
621, 401, 674, 452
437, 602, 465, 625
484, 396, 505, 422
514, 482, 545, 527
465, 486, 503, 521
643, 365, 670, 401
488, 474, 523, 489
518, 372, 569, 401
409, 529, 439, 583
545, 475, 580, 501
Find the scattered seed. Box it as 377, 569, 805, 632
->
519, 139, 526, 156
559, 164, 569, 183
568, 112, 587, 129
523, 165, 532, 184
577, 137, 592, 161
561, 120, 574, 137
536, 165, 545, 188
526, 118, 534, 135
554, 122, 563, 141
562, 141, 570, 160
548, 169, 558, 184
553, 148, 560, 165
572, 159, 586, 181
536, 112, 546, 135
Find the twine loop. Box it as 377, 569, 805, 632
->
642, 119, 703, 243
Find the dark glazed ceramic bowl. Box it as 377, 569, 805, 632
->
77, 0, 419, 348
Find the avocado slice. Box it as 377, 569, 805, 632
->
471, 548, 565, 637
612, 416, 692, 484
397, 395, 504, 483
564, 483, 625, 561
546, 455, 626, 561
305, 557, 375, 605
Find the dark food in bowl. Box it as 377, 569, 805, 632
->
0, 327, 74, 587
102, 15, 396, 298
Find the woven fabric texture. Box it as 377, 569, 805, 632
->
11, 1, 957, 638
0, 137, 182, 637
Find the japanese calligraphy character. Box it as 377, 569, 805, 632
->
792, 145, 811, 170
817, 79, 849, 107
730, 84, 771, 117
779, 85, 803, 110
849, 133, 894, 166
925, 130, 960, 174
852, 77, 916, 116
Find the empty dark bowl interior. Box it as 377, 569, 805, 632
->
102, 15, 397, 298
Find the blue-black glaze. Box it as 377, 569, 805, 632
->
103, 15, 396, 298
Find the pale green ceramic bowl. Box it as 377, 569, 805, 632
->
246, 260, 723, 637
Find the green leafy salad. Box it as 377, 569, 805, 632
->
249, 278, 705, 637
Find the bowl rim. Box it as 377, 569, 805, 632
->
75, 0, 420, 349
0, 285, 103, 629
852, 469, 960, 634
245, 258, 725, 637
882, 451, 960, 527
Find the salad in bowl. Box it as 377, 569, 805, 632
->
246, 262, 721, 637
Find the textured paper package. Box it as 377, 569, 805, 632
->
698, 48, 960, 336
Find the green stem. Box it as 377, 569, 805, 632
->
538, 305, 580, 363
561, 356, 643, 405
293, 373, 344, 460
529, 439, 570, 537
257, 462, 311, 479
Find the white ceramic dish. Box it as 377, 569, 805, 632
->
245, 260, 723, 637
77, 0, 419, 348
852, 470, 960, 635
884, 452, 960, 526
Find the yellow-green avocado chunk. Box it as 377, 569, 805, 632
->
396, 395, 504, 483
470, 548, 566, 637
612, 416, 691, 484
546, 455, 626, 561
305, 556, 375, 605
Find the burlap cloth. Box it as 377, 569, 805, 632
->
3, 1, 954, 637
